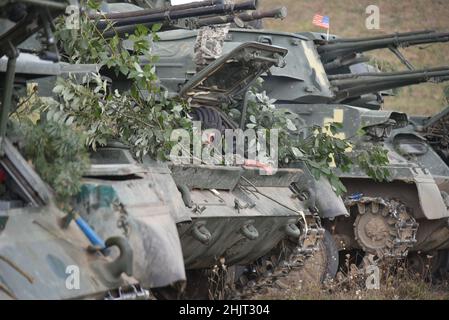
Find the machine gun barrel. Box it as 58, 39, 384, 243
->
333, 30, 435, 43
97, 0, 257, 30
330, 67, 449, 101
323, 55, 370, 71
196, 6, 287, 27
89, 0, 224, 20
318, 30, 449, 63
19, 0, 68, 10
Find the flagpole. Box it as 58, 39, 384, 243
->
326, 27, 330, 41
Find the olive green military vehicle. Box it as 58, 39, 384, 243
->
147, 14, 449, 278
0, 0, 146, 300
41, 0, 449, 295
297, 30, 449, 274
4, 0, 188, 298
243, 30, 449, 274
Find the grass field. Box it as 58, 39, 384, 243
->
259, 0, 449, 116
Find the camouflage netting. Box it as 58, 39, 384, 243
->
194, 25, 230, 66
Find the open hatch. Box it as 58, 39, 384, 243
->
179, 42, 287, 106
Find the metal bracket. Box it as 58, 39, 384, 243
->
104, 284, 150, 300
191, 221, 211, 244
389, 46, 415, 71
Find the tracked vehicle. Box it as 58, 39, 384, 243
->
0, 0, 141, 300
148, 16, 449, 279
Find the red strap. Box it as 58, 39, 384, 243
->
0, 169, 6, 183
244, 160, 274, 175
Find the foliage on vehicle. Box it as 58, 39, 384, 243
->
11, 101, 90, 204
54, 1, 192, 160
228, 84, 390, 194
22, 0, 390, 197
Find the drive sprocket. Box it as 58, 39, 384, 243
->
346, 197, 418, 259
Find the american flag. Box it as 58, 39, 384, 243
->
313, 14, 330, 29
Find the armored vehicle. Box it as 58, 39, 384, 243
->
297, 30, 449, 273
56, 0, 449, 294
0, 0, 142, 300
249, 29, 449, 270
149, 19, 449, 279
299, 30, 449, 109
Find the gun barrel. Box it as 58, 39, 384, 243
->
330, 68, 449, 101
334, 30, 435, 43
329, 67, 449, 81
97, 0, 258, 30
319, 31, 449, 62
323, 55, 370, 71
89, 0, 224, 20
196, 6, 287, 27
20, 0, 68, 10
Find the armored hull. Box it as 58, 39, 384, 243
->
153, 26, 449, 271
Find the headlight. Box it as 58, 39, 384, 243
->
365, 121, 395, 139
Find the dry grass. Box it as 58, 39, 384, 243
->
252, 258, 449, 300
255, 278, 449, 300
259, 0, 449, 116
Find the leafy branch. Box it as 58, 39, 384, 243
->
51, 2, 192, 160
229, 83, 390, 195
11, 104, 90, 205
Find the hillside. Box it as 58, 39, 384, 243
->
260, 0, 449, 116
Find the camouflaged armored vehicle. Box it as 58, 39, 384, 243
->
297, 30, 449, 273
235, 29, 449, 272
0, 0, 145, 300
254, 29, 449, 272
97, 1, 340, 286
41, 0, 449, 296
148, 14, 449, 278
0, 0, 185, 300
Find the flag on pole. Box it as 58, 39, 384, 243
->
312, 14, 330, 29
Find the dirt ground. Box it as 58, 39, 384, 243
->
248, 254, 449, 300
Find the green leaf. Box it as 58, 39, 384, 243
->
286, 119, 297, 131
151, 23, 162, 32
